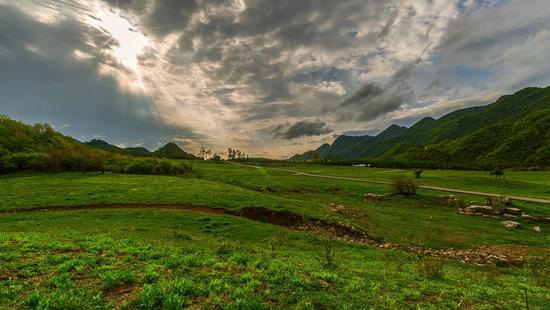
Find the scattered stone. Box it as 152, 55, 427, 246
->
503, 207, 522, 216
363, 193, 387, 201
532, 226, 542, 233
501, 221, 521, 229
464, 205, 494, 215
503, 214, 519, 219
440, 195, 458, 205
329, 203, 345, 213
502, 197, 513, 207
484, 198, 494, 206
520, 213, 533, 219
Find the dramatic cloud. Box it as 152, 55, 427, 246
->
1, 0, 549, 158
273, 120, 333, 140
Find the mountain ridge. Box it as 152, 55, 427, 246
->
290, 86, 550, 168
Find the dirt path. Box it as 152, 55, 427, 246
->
2, 203, 540, 266
235, 163, 550, 204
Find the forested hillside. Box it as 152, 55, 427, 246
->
0, 116, 195, 174
291, 86, 550, 169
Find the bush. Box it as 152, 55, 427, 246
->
414, 169, 423, 178
125, 158, 159, 175
391, 176, 417, 196
142, 267, 160, 284
316, 238, 338, 270
490, 168, 504, 179
0, 153, 14, 172
173, 225, 192, 240
527, 256, 550, 287
417, 256, 444, 279
99, 269, 136, 291
11, 152, 49, 171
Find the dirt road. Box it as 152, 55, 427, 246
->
235, 163, 550, 205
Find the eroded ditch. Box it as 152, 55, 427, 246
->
2, 204, 539, 266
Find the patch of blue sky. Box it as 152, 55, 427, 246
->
452, 64, 496, 80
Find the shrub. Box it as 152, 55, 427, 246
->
215, 239, 235, 259
11, 152, 49, 171
162, 293, 188, 310
527, 256, 550, 287
316, 238, 338, 270
0, 153, 14, 172
142, 267, 160, 284
125, 158, 159, 175
391, 176, 417, 196
158, 160, 175, 175
173, 225, 192, 240
490, 168, 504, 179
417, 256, 444, 279
99, 269, 136, 291
414, 169, 423, 178
172, 162, 194, 175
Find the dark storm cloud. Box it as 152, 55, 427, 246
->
144, 0, 198, 37
152, 0, 393, 115
327, 54, 423, 122
0, 4, 193, 149
272, 120, 333, 140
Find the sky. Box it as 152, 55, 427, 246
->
1, 0, 550, 158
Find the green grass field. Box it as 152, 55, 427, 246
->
1, 162, 549, 308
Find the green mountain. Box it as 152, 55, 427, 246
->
124, 147, 152, 157
84, 139, 152, 157
84, 139, 124, 153
1, 115, 199, 174
153, 142, 196, 160
290, 86, 550, 168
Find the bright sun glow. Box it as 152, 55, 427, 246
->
88, 6, 149, 71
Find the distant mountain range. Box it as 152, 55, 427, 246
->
290, 86, 550, 168
0, 114, 196, 160
84, 139, 196, 159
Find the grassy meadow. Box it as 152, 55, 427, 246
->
0, 161, 549, 308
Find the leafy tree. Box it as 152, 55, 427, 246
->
490, 169, 504, 180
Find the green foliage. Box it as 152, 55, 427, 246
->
289, 86, 550, 169
142, 267, 160, 284
417, 256, 445, 280
0, 115, 199, 176
99, 269, 136, 291
414, 169, 423, 178
153, 142, 196, 160
526, 256, 550, 288
490, 168, 505, 179
390, 176, 417, 196
315, 238, 338, 270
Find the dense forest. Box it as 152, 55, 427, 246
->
0, 115, 196, 175
291, 86, 550, 170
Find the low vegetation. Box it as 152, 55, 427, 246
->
390, 175, 417, 196
0, 114, 549, 308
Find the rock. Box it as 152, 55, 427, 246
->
532, 226, 542, 233
502, 197, 513, 207
503, 207, 522, 216
501, 221, 521, 229
537, 217, 550, 224
521, 213, 533, 219
503, 214, 519, 219
363, 193, 387, 201
464, 205, 494, 215
440, 195, 458, 205
329, 203, 345, 213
